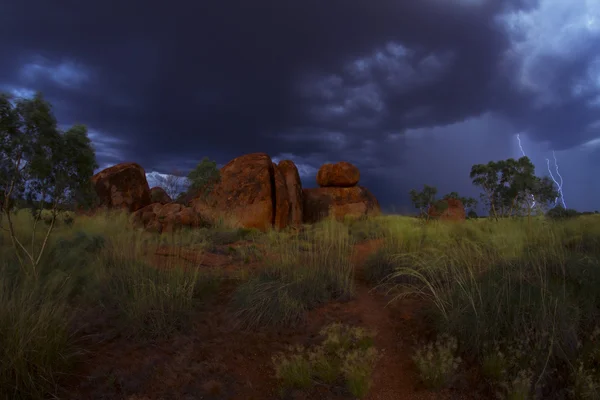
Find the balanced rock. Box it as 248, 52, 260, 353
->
278, 160, 304, 227
92, 162, 151, 212
302, 186, 380, 223
427, 198, 466, 221
150, 187, 172, 204
316, 161, 360, 187
190, 153, 292, 231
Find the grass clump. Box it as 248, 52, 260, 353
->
341, 347, 380, 398
0, 209, 222, 398
272, 346, 313, 391
272, 323, 379, 398
0, 227, 108, 399
233, 219, 355, 329
98, 230, 220, 340
381, 216, 600, 396
0, 271, 80, 400
412, 334, 461, 390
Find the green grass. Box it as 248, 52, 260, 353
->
2, 207, 600, 399
0, 209, 222, 399
272, 323, 379, 398
412, 334, 461, 390
232, 218, 355, 329
373, 214, 600, 397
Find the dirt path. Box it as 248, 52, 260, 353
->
348, 241, 476, 400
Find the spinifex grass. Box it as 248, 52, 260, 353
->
0, 208, 221, 398
272, 323, 379, 398
95, 223, 220, 340
378, 216, 600, 396
0, 268, 80, 400
233, 218, 355, 329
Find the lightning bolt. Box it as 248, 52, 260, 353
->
516, 134, 536, 208
546, 151, 567, 209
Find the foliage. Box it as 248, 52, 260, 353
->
272, 346, 313, 391
442, 191, 478, 213
0, 92, 98, 275
470, 156, 557, 220
409, 184, 438, 219
186, 156, 220, 198
152, 168, 187, 200
409, 186, 476, 220
272, 323, 379, 398
412, 334, 462, 390
547, 205, 579, 219
409, 185, 437, 218
380, 214, 600, 397
233, 219, 354, 329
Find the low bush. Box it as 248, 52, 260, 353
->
272, 323, 379, 398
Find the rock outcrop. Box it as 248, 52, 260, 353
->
316, 161, 360, 187
303, 161, 379, 223
189, 153, 290, 231
91, 163, 151, 212
132, 202, 204, 233
427, 198, 466, 221
277, 160, 304, 227
272, 163, 291, 230
303, 186, 380, 223
150, 187, 172, 204
98, 155, 381, 232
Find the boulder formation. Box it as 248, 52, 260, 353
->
303, 161, 380, 223
150, 187, 172, 204
316, 161, 360, 187
94, 155, 382, 232
427, 198, 466, 221
277, 160, 304, 227
132, 202, 204, 234
91, 162, 151, 212
303, 187, 380, 223
189, 153, 297, 231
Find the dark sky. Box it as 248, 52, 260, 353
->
1, 0, 599, 212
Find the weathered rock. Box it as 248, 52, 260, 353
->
272, 163, 290, 230
131, 201, 205, 232
190, 153, 279, 231
316, 161, 360, 187
150, 187, 172, 204
302, 186, 380, 223
126, 154, 379, 233
146, 220, 163, 234
278, 160, 304, 227
156, 203, 183, 218
177, 207, 202, 227
428, 198, 466, 221
92, 162, 151, 212
131, 203, 161, 227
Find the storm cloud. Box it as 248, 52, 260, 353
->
1, 0, 599, 211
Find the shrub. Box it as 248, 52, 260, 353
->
272, 346, 313, 391
272, 323, 379, 398
547, 206, 579, 219
412, 335, 461, 390
341, 347, 380, 398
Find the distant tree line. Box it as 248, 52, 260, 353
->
409, 155, 594, 221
